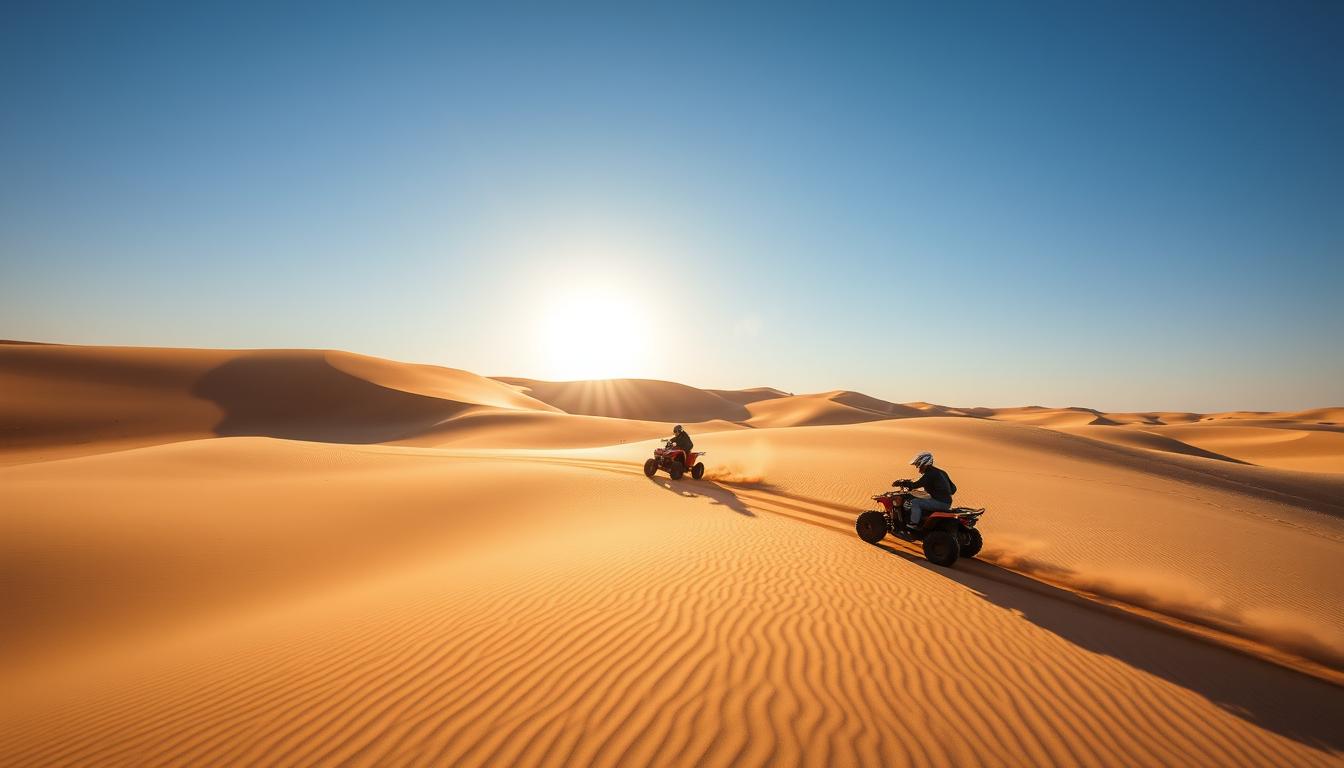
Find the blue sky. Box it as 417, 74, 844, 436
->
2, 1, 1341, 411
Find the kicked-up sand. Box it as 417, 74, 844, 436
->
2, 342, 1342, 766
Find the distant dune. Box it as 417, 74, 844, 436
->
494, 377, 750, 423
0, 345, 553, 461
705, 386, 791, 406
2, 342, 1341, 766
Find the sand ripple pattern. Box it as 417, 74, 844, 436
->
3, 455, 1341, 767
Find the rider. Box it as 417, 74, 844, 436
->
669, 424, 694, 457
893, 451, 954, 529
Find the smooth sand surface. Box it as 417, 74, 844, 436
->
3, 343, 1342, 767
494, 377, 750, 423
1138, 423, 1344, 474
745, 391, 927, 428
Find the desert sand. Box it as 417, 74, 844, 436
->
2, 342, 1342, 766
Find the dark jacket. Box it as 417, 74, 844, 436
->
671, 431, 693, 453
908, 466, 953, 504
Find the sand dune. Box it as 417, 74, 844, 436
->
398, 409, 744, 449
1141, 423, 1344, 473
0, 343, 227, 456
0, 345, 552, 462
1052, 423, 1252, 463
745, 391, 927, 427
495, 377, 750, 423
2, 343, 1341, 766
978, 405, 1118, 427
705, 386, 790, 405
327, 352, 558, 413
1198, 407, 1344, 424
958, 405, 1343, 474
745, 394, 886, 427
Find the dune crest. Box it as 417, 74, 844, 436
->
494, 377, 750, 423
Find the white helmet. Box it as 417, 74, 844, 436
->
910, 451, 934, 469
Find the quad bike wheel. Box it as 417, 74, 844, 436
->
643, 458, 658, 477
691, 462, 705, 480
669, 460, 685, 480
922, 530, 960, 567
855, 511, 888, 544
959, 527, 983, 558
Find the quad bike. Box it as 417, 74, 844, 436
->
643, 439, 706, 480
854, 489, 985, 567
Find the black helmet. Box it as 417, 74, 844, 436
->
673, 424, 683, 434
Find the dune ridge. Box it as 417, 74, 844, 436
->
6, 342, 1339, 472
0, 345, 552, 460
494, 377, 750, 423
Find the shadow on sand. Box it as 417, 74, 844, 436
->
645, 476, 759, 516
191, 355, 467, 443
875, 542, 1344, 753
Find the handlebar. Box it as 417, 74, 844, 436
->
872, 486, 925, 500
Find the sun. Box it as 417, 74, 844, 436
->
535, 285, 651, 380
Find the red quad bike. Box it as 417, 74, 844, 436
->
854, 489, 985, 567
643, 439, 706, 480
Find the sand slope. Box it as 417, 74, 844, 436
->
4, 439, 1341, 767
705, 386, 790, 406
744, 391, 927, 428
2, 343, 1341, 766
495, 377, 750, 423
0, 344, 552, 462
1138, 423, 1344, 474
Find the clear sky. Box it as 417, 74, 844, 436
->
3, 1, 1341, 411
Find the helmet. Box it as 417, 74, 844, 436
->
910, 451, 934, 469
673, 424, 683, 434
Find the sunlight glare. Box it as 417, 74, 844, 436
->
537, 285, 652, 380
